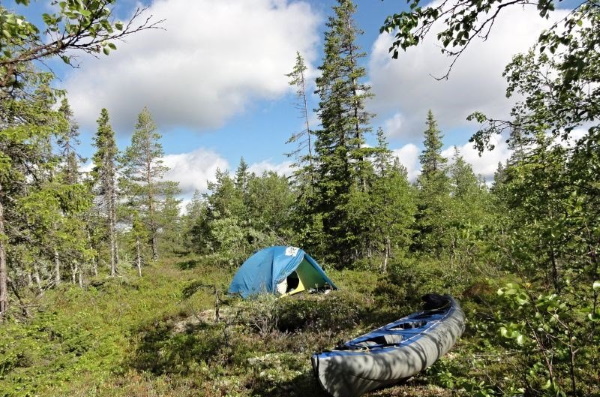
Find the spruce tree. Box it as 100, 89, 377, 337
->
44, 98, 93, 286
56, 98, 81, 185
91, 108, 119, 277
419, 110, 446, 176
310, 0, 376, 268
286, 52, 315, 187
414, 110, 451, 256
0, 70, 70, 318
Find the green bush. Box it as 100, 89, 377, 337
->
275, 293, 362, 333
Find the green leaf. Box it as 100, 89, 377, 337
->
515, 293, 529, 306
515, 334, 525, 345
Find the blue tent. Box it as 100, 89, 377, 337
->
228, 246, 337, 298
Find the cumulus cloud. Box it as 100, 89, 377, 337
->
248, 160, 293, 176
442, 135, 512, 180
163, 148, 229, 195
392, 143, 420, 182
66, 0, 321, 133
390, 134, 511, 184
369, 2, 571, 140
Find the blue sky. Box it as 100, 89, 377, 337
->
10, 0, 577, 201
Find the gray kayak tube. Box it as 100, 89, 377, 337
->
311, 294, 466, 397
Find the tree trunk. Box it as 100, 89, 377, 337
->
33, 263, 43, 295
77, 262, 83, 288
136, 237, 142, 277
151, 231, 158, 261
71, 261, 77, 284
383, 236, 390, 274
54, 248, 61, 286
87, 230, 98, 276
0, 199, 8, 321
107, 176, 118, 277
109, 227, 116, 277
550, 248, 560, 293
149, 196, 159, 261
109, 192, 117, 277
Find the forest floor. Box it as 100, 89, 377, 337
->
0, 256, 472, 397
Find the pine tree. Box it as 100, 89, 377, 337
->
120, 107, 180, 261
54, 98, 93, 286
91, 108, 119, 277
449, 147, 481, 200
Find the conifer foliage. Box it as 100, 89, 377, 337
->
308, 0, 378, 268
120, 107, 180, 263
91, 109, 120, 277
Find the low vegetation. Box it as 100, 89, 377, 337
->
2, 254, 597, 397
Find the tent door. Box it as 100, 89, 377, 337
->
284, 259, 324, 296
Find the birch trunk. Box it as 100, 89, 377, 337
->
136, 237, 142, 277
54, 248, 61, 286
0, 197, 8, 321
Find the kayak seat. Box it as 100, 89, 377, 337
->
352, 334, 403, 348
390, 320, 427, 330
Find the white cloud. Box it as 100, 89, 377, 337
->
369, 2, 571, 140
66, 0, 321, 133
163, 148, 229, 195
383, 113, 404, 137
248, 160, 293, 176
392, 143, 420, 182
390, 135, 511, 184
163, 149, 293, 197
442, 135, 512, 180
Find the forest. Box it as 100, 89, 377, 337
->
0, 0, 598, 396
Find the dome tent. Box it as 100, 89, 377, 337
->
228, 246, 337, 298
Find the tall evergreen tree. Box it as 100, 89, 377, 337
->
419, 110, 446, 176
91, 108, 119, 277
414, 110, 451, 256
47, 97, 92, 287
56, 98, 81, 185
120, 107, 179, 261
0, 70, 69, 318
286, 52, 316, 187
309, 0, 376, 268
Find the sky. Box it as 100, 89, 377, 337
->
12, 0, 576, 203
